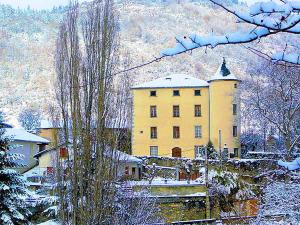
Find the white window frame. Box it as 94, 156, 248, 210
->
195, 145, 204, 158
150, 105, 157, 117
150, 146, 158, 156
195, 105, 201, 117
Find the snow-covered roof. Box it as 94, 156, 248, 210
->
0, 122, 13, 128
40, 120, 62, 129
132, 74, 209, 89
111, 150, 142, 163
4, 128, 50, 144
208, 58, 240, 82
23, 166, 47, 178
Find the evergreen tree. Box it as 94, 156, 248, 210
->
0, 116, 31, 225
207, 140, 217, 159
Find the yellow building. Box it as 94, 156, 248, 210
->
132, 60, 241, 158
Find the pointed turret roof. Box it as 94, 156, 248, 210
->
208, 58, 240, 82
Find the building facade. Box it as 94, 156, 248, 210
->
131, 60, 241, 158
4, 126, 50, 172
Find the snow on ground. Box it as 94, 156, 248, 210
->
278, 157, 300, 170
37, 220, 60, 225
129, 178, 205, 187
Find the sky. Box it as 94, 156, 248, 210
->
0, 0, 91, 9
0, 0, 268, 10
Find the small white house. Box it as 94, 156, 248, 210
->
4, 126, 50, 172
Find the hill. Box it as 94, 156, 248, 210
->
0, 1, 292, 125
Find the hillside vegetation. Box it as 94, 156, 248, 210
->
0, 1, 289, 125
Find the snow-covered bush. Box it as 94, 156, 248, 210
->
209, 169, 255, 212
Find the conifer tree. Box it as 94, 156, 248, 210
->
0, 116, 31, 225
207, 140, 217, 159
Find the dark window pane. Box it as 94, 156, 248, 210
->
150, 90, 156, 96
173, 90, 180, 96
234, 148, 239, 157
173, 126, 180, 138
194, 90, 201, 96
233, 104, 237, 115
233, 126, 237, 137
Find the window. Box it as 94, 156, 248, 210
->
195, 105, 201, 117
150, 105, 157, 117
234, 148, 239, 157
195, 126, 202, 138
194, 90, 201, 96
150, 127, 157, 139
195, 146, 204, 158
150, 90, 156, 96
233, 126, 238, 137
150, 146, 158, 156
173, 90, 180, 96
132, 167, 136, 176
233, 104, 237, 115
173, 126, 180, 139
173, 105, 180, 117
234, 83, 237, 88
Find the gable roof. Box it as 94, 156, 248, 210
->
4, 128, 50, 144
132, 74, 209, 89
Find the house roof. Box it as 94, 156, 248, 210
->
132, 74, 209, 89
33, 143, 68, 158
39, 120, 62, 129
0, 122, 13, 128
208, 58, 240, 82
4, 128, 50, 144
111, 150, 142, 163
34, 143, 142, 163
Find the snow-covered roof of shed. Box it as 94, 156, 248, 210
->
208, 58, 240, 82
4, 128, 50, 144
132, 74, 209, 89
111, 150, 142, 163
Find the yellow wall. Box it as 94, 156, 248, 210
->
38, 128, 59, 147
132, 80, 241, 158
132, 87, 210, 158
209, 80, 240, 154
38, 151, 56, 168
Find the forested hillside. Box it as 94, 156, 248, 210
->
0, 0, 290, 125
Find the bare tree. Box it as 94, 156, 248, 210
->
55, 1, 159, 224
161, 1, 300, 65
18, 107, 41, 130
244, 61, 300, 158
55, 0, 120, 223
